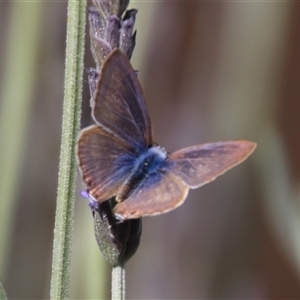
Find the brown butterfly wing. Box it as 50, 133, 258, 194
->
76, 125, 136, 202
113, 140, 255, 220
113, 170, 189, 220
92, 49, 152, 151
167, 140, 256, 188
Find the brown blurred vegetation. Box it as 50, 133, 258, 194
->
0, 1, 300, 299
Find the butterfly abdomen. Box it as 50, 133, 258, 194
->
116, 146, 167, 202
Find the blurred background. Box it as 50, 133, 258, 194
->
0, 0, 300, 299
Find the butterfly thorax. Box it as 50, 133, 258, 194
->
116, 146, 167, 202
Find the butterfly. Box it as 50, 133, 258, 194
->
77, 49, 256, 221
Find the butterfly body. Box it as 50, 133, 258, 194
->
114, 146, 167, 202
77, 49, 256, 220
132, 146, 167, 178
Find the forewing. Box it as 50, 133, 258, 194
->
167, 140, 256, 188
92, 49, 152, 152
113, 171, 189, 220
76, 125, 136, 202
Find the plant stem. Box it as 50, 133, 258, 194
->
0, 281, 7, 300
50, 0, 86, 299
111, 265, 126, 300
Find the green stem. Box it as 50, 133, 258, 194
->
111, 265, 126, 300
0, 281, 7, 300
50, 0, 86, 299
